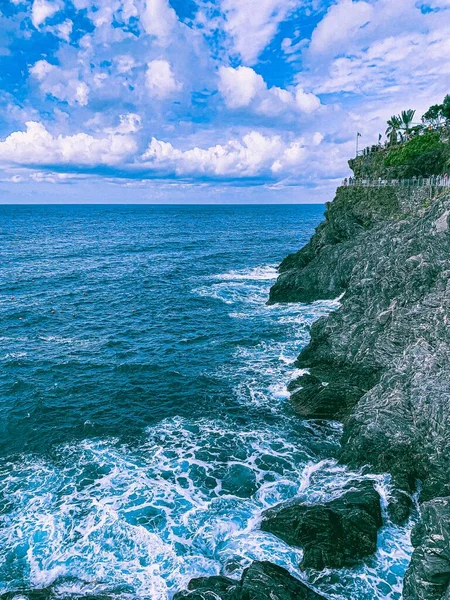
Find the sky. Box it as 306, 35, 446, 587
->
0, 0, 449, 203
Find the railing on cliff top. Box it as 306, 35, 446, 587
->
342, 176, 450, 188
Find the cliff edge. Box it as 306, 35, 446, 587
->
270, 183, 450, 599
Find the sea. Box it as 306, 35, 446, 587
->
0, 204, 413, 600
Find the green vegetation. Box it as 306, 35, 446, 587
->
421, 95, 450, 126
353, 94, 450, 178
422, 104, 445, 128
384, 132, 447, 176
385, 110, 417, 145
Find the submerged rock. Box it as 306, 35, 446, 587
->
173, 560, 326, 600
261, 480, 382, 570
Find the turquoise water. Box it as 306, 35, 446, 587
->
0, 205, 412, 599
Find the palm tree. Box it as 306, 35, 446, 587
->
386, 115, 401, 145
399, 109, 416, 137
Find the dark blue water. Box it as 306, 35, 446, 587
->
0, 205, 411, 599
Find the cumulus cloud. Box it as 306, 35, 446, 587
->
146, 59, 182, 99
141, 131, 309, 178
218, 66, 320, 115
50, 18, 73, 42
140, 0, 178, 45
3, 0, 449, 198
0, 122, 137, 166
304, 25, 450, 96
105, 113, 142, 134
30, 60, 90, 106
31, 0, 61, 28
220, 0, 299, 64
218, 66, 266, 108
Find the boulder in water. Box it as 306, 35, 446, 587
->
261, 480, 382, 570
173, 560, 326, 599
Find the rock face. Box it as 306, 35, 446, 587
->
261, 480, 382, 570
270, 184, 450, 599
403, 498, 450, 600
173, 560, 326, 600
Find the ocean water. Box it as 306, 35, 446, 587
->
0, 205, 413, 599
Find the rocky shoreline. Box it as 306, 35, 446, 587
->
176, 181, 450, 599
270, 183, 450, 599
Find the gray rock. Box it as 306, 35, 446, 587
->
270, 185, 450, 598
403, 498, 450, 600
173, 561, 326, 600
261, 480, 382, 570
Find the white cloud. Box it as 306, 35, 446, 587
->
51, 19, 73, 42
313, 131, 324, 145
140, 0, 178, 45
30, 60, 90, 106
296, 0, 450, 141
305, 26, 450, 95
146, 59, 182, 99
141, 131, 308, 178
295, 87, 321, 113
31, 0, 61, 28
218, 66, 321, 115
105, 113, 142, 134
0, 122, 137, 166
29, 59, 54, 81
220, 0, 299, 64
308, 0, 374, 57
218, 66, 266, 108
116, 54, 137, 74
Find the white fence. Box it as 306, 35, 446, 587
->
342, 177, 450, 188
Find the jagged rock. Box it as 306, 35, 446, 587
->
261, 480, 382, 570
269, 186, 400, 304
403, 498, 450, 600
269, 184, 450, 598
289, 368, 376, 420
174, 574, 237, 599
173, 561, 325, 600
387, 486, 414, 525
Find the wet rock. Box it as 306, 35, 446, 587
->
269, 186, 400, 304
403, 497, 450, 600
387, 486, 414, 525
269, 184, 450, 597
261, 480, 382, 569
173, 560, 326, 600
174, 574, 237, 599
289, 368, 375, 420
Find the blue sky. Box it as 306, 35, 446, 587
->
0, 0, 449, 203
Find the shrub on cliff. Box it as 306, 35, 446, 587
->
384, 132, 447, 176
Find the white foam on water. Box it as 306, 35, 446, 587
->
208, 266, 279, 281
200, 265, 339, 413
0, 416, 413, 600
0, 417, 332, 598
0, 265, 414, 599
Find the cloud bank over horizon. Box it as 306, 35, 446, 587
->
0, 0, 449, 203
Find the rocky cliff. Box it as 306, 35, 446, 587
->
270, 183, 450, 599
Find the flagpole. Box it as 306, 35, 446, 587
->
356, 132, 360, 157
